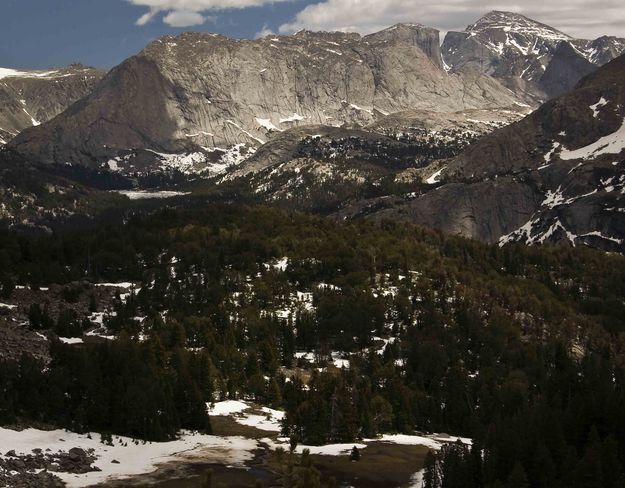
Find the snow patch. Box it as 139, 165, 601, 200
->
58, 337, 84, 345
560, 119, 625, 161
207, 400, 249, 416
255, 118, 280, 132
349, 103, 373, 115
279, 113, 306, 124
184, 130, 214, 138
426, 168, 444, 184
282, 441, 366, 456
208, 401, 284, 432
0, 67, 59, 80
589, 97, 608, 118
94, 282, 136, 289
236, 407, 285, 432
107, 159, 120, 171
226, 120, 265, 145
579, 231, 624, 245
113, 190, 190, 200
543, 142, 561, 164
542, 187, 565, 208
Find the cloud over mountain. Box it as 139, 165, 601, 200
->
128, 0, 290, 27
279, 0, 625, 40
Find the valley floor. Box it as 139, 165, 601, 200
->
0, 402, 470, 487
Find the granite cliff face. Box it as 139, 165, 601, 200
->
442, 11, 625, 102
538, 42, 597, 99
11, 25, 522, 169
0, 65, 103, 144
370, 54, 625, 252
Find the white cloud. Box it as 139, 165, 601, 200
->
163, 10, 208, 26
128, 0, 292, 27
135, 8, 159, 25
255, 23, 275, 38
278, 0, 625, 40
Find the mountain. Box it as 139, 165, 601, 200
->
0, 64, 103, 144
208, 107, 525, 213
10, 26, 523, 172
365, 54, 625, 252
442, 11, 625, 102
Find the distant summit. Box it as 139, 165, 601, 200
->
442, 11, 625, 102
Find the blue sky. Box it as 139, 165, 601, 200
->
1, 0, 623, 70
0, 0, 310, 69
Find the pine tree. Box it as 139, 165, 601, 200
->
576, 427, 604, 488
89, 293, 98, 313
267, 378, 283, 407
508, 462, 529, 488
201, 468, 213, 488
350, 446, 361, 462
423, 450, 439, 488
1, 275, 14, 299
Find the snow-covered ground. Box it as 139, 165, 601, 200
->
1, 398, 471, 487
0, 67, 60, 79
207, 400, 249, 416
236, 407, 285, 432
113, 190, 190, 200
208, 400, 471, 452
208, 400, 284, 432
0, 427, 257, 488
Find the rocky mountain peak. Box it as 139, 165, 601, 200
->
468, 10, 571, 40
442, 12, 625, 103
583, 36, 625, 65
364, 23, 443, 68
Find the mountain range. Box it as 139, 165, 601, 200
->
10, 24, 523, 170
1, 10, 624, 252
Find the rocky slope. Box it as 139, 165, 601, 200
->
202, 107, 526, 214
442, 11, 625, 102
10, 25, 523, 171
0, 65, 103, 144
367, 54, 625, 252
0, 147, 123, 229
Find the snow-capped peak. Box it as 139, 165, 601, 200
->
0, 67, 61, 80
468, 11, 571, 42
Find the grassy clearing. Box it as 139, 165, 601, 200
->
311, 442, 429, 487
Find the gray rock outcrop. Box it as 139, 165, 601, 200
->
372, 54, 625, 251
0, 65, 102, 144
11, 26, 522, 168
